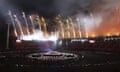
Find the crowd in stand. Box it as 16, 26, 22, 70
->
58, 36, 120, 53
14, 35, 120, 54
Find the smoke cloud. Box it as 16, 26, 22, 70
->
93, 0, 120, 36
49, 0, 120, 36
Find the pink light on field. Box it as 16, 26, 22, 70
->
16, 40, 22, 43
89, 40, 95, 43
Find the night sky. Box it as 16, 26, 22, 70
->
0, 0, 104, 18
0, 0, 119, 18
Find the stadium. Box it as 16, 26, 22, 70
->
0, 0, 120, 72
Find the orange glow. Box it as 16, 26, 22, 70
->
89, 8, 120, 38
115, 33, 120, 36
91, 33, 96, 38
106, 33, 111, 36
44, 32, 49, 37
85, 32, 89, 38
61, 32, 65, 38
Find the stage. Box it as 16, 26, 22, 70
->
0, 50, 120, 72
